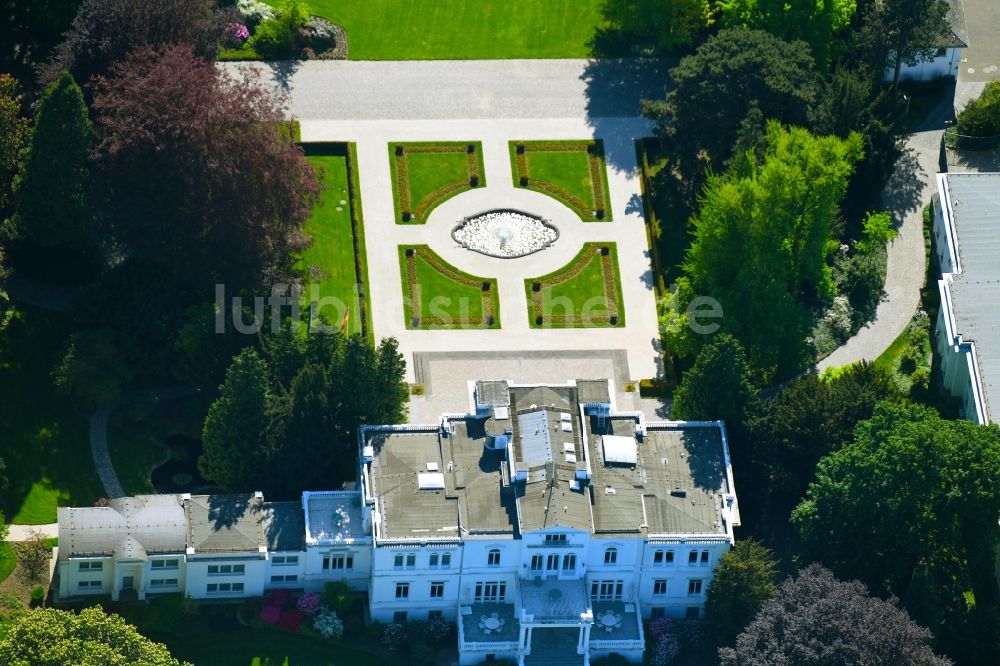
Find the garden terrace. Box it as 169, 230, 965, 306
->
398, 245, 500, 329
297, 143, 372, 338
510, 140, 612, 222
525, 243, 624, 328
390, 141, 485, 224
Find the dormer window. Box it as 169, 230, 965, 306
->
544, 534, 567, 544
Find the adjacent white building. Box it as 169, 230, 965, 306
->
933, 173, 1000, 425
57, 379, 740, 665
884, 0, 968, 82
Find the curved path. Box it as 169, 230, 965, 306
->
90, 387, 199, 499
817, 99, 953, 372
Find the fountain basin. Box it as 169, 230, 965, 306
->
452, 209, 558, 258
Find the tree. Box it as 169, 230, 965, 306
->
666, 122, 863, 381
13, 530, 50, 583
39, 0, 221, 87
715, 0, 857, 67
751, 362, 897, 518
0, 0, 79, 82
0, 606, 189, 665
0, 74, 29, 215
719, 564, 951, 665
642, 30, 818, 194
11, 71, 92, 247
199, 347, 272, 491
792, 402, 1000, 621
90, 45, 320, 290
51, 328, 135, 408
597, 0, 712, 53
859, 0, 950, 86
672, 334, 759, 470
704, 540, 778, 650
955, 81, 1000, 138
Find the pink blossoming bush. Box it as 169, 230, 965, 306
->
259, 605, 281, 625
652, 632, 680, 666
279, 610, 305, 631
223, 22, 250, 47
296, 592, 322, 616
265, 589, 291, 608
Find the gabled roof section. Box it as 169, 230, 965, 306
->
185, 494, 266, 553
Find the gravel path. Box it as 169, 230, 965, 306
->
90, 387, 199, 499
5, 523, 58, 541
817, 98, 954, 371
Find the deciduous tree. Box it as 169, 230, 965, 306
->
704, 540, 778, 650
0, 606, 189, 666
598, 0, 712, 53
90, 45, 320, 291
11, 71, 92, 247
719, 564, 951, 665
0, 74, 28, 215
859, 0, 950, 86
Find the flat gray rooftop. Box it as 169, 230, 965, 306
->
944, 173, 1000, 422
304, 491, 367, 544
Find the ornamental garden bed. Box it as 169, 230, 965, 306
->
509, 140, 612, 222
389, 142, 485, 224
399, 245, 500, 329
296, 142, 373, 339
524, 242, 624, 328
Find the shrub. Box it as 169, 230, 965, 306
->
236, 0, 275, 29
259, 605, 281, 625
265, 589, 292, 609
382, 622, 407, 650
313, 609, 344, 639
279, 610, 305, 631
424, 615, 453, 644
652, 631, 680, 665
822, 295, 854, 340
322, 581, 354, 614
296, 592, 322, 616
252, 17, 293, 58
410, 640, 435, 666
222, 22, 250, 47
956, 81, 1000, 138
30, 587, 45, 606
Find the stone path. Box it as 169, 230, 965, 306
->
89, 387, 199, 499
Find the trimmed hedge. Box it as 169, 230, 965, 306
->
390, 142, 485, 223
401, 245, 499, 329
511, 140, 611, 221
527, 243, 623, 328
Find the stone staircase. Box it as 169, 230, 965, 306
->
523, 627, 585, 666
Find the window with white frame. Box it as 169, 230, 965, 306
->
665, 550, 675, 564
562, 554, 576, 571
441, 553, 452, 568
544, 534, 567, 544
700, 550, 709, 565
654, 549, 675, 566
406, 554, 416, 568
78, 561, 103, 571
271, 574, 298, 584
207, 582, 244, 594
328, 554, 353, 570
272, 555, 299, 567
591, 580, 624, 600
78, 580, 102, 589
530, 554, 543, 572
150, 578, 178, 588
487, 549, 501, 566
688, 550, 698, 564
429, 553, 439, 567
653, 579, 668, 596
688, 579, 703, 596
474, 581, 506, 602
394, 554, 404, 569
430, 581, 445, 598
604, 547, 618, 565
395, 582, 409, 599
151, 559, 179, 570
546, 553, 559, 571
207, 564, 245, 576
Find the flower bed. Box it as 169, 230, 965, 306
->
510, 140, 611, 221
452, 209, 558, 258
399, 245, 500, 329
237, 588, 345, 643
525, 243, 624, 328
389, 142, 486, 224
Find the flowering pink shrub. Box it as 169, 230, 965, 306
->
279, 610, 305, 631
259, 605, 281, 625
222, 22, 250, 47
296, 592, 323, 616
648, 617, 671, 639
265, 589, 292, 608
652, 632, 680, 666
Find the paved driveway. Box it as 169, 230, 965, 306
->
958, 0, 1000, 82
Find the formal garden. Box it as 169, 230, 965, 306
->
390, 141, 485, 224
399, 245, 500, 329
511, 140, 612, 221
526, 243, 624, 328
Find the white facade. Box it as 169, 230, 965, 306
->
884, 48, 962, 82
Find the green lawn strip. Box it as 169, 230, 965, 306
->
398, 245, 499, 329
0, 308, 103, 524
509, 140, 612, 222
0, 544, 15, 585
296, 145, 366, 336
152, 625, 389, 666
261, 0, 606, 60
388, 142, 485, 224
525, 243, 625, 328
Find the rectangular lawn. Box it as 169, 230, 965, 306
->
525, 150, 598, 211
265, 0, 607, 59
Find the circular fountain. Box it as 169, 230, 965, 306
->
452, 209, 558, 258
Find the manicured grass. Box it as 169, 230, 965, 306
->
262, 0, 607, 60
295, 145, 367, 336
0, 308, 103, 524
509, 140, 612, 222
153, 626, 389, 666
399, 245, 499, 329
525, 243, 625, 328
0, 544, 15, 585
389, 142, 485, 224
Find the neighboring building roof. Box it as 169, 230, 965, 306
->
262, 501, 306, 551
576, 379, 611, 405
185, 494, 266, 553
939, 173, 1000, 423
303, 491, 368, 545
57, 495, 186, 561
940, 0, 969, 49
476, 380, 510, 407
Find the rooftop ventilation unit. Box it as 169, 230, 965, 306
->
569, 479, 581, 491
602, 435, 638, 465
493, 406, 510, 420
605, 487, 617, 495
559, 412, 572, 423
426, 462, 439, 472
417, 472, 446, 490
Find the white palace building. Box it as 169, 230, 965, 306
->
56, 379, 740, 665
